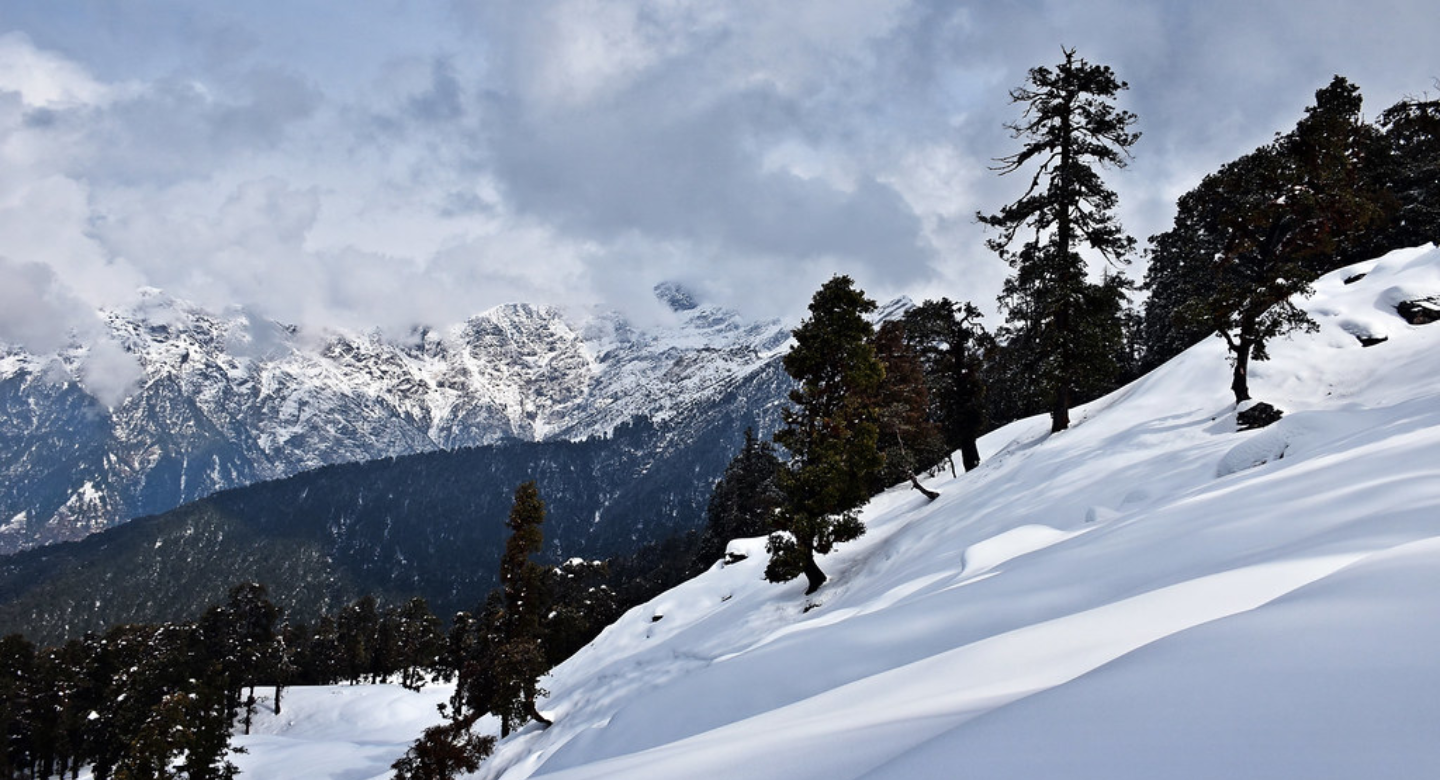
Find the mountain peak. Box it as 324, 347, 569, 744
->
654, 281, 700, 312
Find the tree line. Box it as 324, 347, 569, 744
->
728, 52, 1439, 596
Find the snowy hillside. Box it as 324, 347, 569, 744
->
238, 245, 1440, 779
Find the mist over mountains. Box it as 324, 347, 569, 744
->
0, 284, 792, 555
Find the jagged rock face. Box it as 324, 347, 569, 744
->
0, 289, 793, 555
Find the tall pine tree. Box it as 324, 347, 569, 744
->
871, 320, 946, 493
495, 481, 553, 736
767, 276, 884, 595
901, 298, 992, 472
978, 47, 1139, 432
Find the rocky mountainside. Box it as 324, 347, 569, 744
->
0, 286, 792, 554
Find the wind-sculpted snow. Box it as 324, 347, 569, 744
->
456, 244, 1436, 780
0, 289, 791, 553
223, 246, 1440, 779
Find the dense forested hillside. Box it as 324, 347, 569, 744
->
0, 361, 790, 646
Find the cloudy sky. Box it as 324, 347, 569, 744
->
2, 0, 1437, 351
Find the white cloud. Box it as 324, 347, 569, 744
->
77, 337, 144, 409
0, 31, 113, 108
0, 0, 1434, 347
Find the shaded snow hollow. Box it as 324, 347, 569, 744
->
235, 245, 1440, 780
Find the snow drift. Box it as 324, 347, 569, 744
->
237, 245, 1440, 779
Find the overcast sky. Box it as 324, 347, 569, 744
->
2, 0, 1437, 351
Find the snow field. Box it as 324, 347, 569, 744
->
233, 245, 1440, 779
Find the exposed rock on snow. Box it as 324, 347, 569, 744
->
1236, 400, 1284, 430
1396, 295, 1440, 324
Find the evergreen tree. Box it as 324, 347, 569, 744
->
978, 47, 1140, 432
1155, 76, 1389, 403
543, 558, 617, 666
871, 321, 947, 493
391, 717, 495, 780
336, 595, 380, 684
1374, 95, 1440, 251
692, 429, 783, 572
197, 582, 280, 733
392, 597, 444, 691
767, 276, 885, 595
900, 299, 992, 472
0, 634, 36, 777
494, 481, 553, 736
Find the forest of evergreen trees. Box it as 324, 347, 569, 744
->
0, 49, 1436, 780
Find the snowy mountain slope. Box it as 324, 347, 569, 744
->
440, 244, 1439, 779
225, 245, 1440, 779
0, 287, 791, 553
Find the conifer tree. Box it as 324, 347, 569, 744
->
871, 321, 946, 493
693, 428, 783, 572
901, 299, 992, 472
1151, 76, 1389, 403
495, 481, 553, 736
1373, 95, 1440, 251
978, 47, 1139, 432
392, 597, 444, 691
767, 276, 885, 595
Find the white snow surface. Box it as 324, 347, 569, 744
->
238, 245, 1440, 779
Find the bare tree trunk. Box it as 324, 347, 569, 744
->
908, 473, 940, 501
959, 436, 981, 472
802, 553, 828, 595
1231, 339, 1253, 404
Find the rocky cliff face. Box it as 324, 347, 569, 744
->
0, 286, 793, 554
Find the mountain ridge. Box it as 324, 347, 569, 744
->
0, 285, 793, 554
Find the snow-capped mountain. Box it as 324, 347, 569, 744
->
0, 285, 792, 554
232, 244, 1440, 778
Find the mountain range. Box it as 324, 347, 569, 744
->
0, 284, 795, 555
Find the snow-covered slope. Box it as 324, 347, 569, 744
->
232, 245, 1440, 779
0, 287, 791, 552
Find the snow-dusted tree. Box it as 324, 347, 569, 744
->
495, 481, 553, 736
1153, 77, 1389, 403
693, 428, 783, 572
767, 276, 884, 595
978, 47, 1139, 433
1374, 95, 1440, 251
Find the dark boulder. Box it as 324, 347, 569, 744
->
1396, 296, 1440, 325
1237, 401, 1284, 431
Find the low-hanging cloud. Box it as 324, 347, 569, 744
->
0, 0, 1434, 349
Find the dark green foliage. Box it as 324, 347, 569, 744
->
542, 558, 618, 666
768, 276, 885, 595
1145, 76, 1391, 402
691, 429, 783, 573
871, 321, 948, 491
978, 48, 1139, 433
196, 583, 281, 735
1372, 96, 1440, 251
391, 715, 495, 780
0, 396, 790, 647
392, 597, 445, 691
440, 483, 555, 745
494, 482, 552, 737
900, 299, 993, 471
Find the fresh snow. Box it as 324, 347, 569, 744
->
232, 245, 1440, 779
